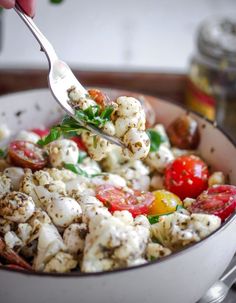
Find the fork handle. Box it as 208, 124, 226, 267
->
14, 2, 58, 66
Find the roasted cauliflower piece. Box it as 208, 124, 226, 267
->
151, 212, 221, 250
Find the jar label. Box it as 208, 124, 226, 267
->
186, 79, 216, 120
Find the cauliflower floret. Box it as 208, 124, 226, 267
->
0, 173, 11, 198
150, 174, 164, 190
0, 217, 15, 234
63, 223, 87, 255
79, 157, 101, 175
0, 124, 11, 141
82, 204, 110, 225
81, 210, 150, 272
208, 172, 225, 187
68, 86, 96, 110
145, 145, 174, 173
103, 121, 116, 136
33, 223, 67, 271
123, 129, 150, 160
82, 132, 111, 161
17, 223, 33, 244
151, 212, 221, 250
44, 251, 77, 273
112, 160, 150, 191
0, 191, 35, 223
48, 139, 79, 168
45, 168, 77, 182
33, 170, 53, 186
116, 96, 143, 116
27, 209, 51, 242
146, 243, 171, 261
46, 196, 82, 228
90, 173, 127, 188
4, 231, 23, 249
115, 115, 144, 138
4, 167, 24, 191
16, 130, 40, 144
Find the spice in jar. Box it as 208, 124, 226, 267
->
186, 17, 236, 138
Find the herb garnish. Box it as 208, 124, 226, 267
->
0, 148, 7, 158
64, 162, 108, 179
37, 105, 114, 147
147, 129, 166, 152
147, 205, 185, 224
75, 105, 114, 128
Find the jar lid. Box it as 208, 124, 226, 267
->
197, 17, 236, 66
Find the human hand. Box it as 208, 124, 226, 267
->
0, 0, 36, 17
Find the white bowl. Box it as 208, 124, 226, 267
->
0, 88, 235, 303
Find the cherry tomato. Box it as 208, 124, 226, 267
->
165, 155, 209, 200
189, 185, 236, 221
148, 190, 182, 216
88, 89, 112, 109
8, 140, 48, 170
70, 136, 87, 151
31, 128, 50, 138
96, 185, 155, 217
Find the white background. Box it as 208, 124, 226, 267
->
0, 0, 235, 72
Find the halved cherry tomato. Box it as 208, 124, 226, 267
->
148, 190, 182, 216
88, 89, 112, 109
189, 185, 236, 221
70, 136, 87, 151
8, 140, 48, 170
31, 128, 50, 138
96, 185, 155, 217
165, 155, 209, 200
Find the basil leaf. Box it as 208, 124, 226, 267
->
147, 215, 160, 225
50, 0, 63, 3
64, 163, 89, 178
0, 148, 7, 158
37, 127, 62, 146
147, 129, 165, 152
148, 204, 186, 225
100, 106, 114, 120
77, 151, 87, 164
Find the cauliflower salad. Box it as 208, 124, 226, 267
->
0, 88, 235, 274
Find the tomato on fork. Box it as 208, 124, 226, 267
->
189, 185, 236, 221
8, 140, 48, 170
96, 185, 155, 217
88, 89, 112, 109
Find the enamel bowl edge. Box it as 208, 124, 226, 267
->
0, 88, 235, 303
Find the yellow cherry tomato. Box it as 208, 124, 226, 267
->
148, 190, 182, 215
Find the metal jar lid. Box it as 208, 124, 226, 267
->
197, 17, 236, 66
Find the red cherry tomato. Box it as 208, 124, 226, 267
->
88, 89, 112, 109
165, 155, 209, 200
189, 185, 236, 221
8, 140, 48, 170
70, 136, 87, 151
31, 128, 50, 138
96, 185, 155, 217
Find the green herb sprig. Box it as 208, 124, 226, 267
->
147, 129, 166, 152
148, 205, 185, 225
37, 105, 114, 147
0, 148, 7, 158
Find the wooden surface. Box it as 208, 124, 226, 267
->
0, 69, 187, 103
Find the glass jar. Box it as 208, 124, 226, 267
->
186, 17, 236, 138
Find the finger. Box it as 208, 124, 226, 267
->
17, 0, 36, 17
0, 0, 15, 9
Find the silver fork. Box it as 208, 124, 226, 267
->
14, 3, 125, 148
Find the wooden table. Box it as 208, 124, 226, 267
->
0, 69, 187, 103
